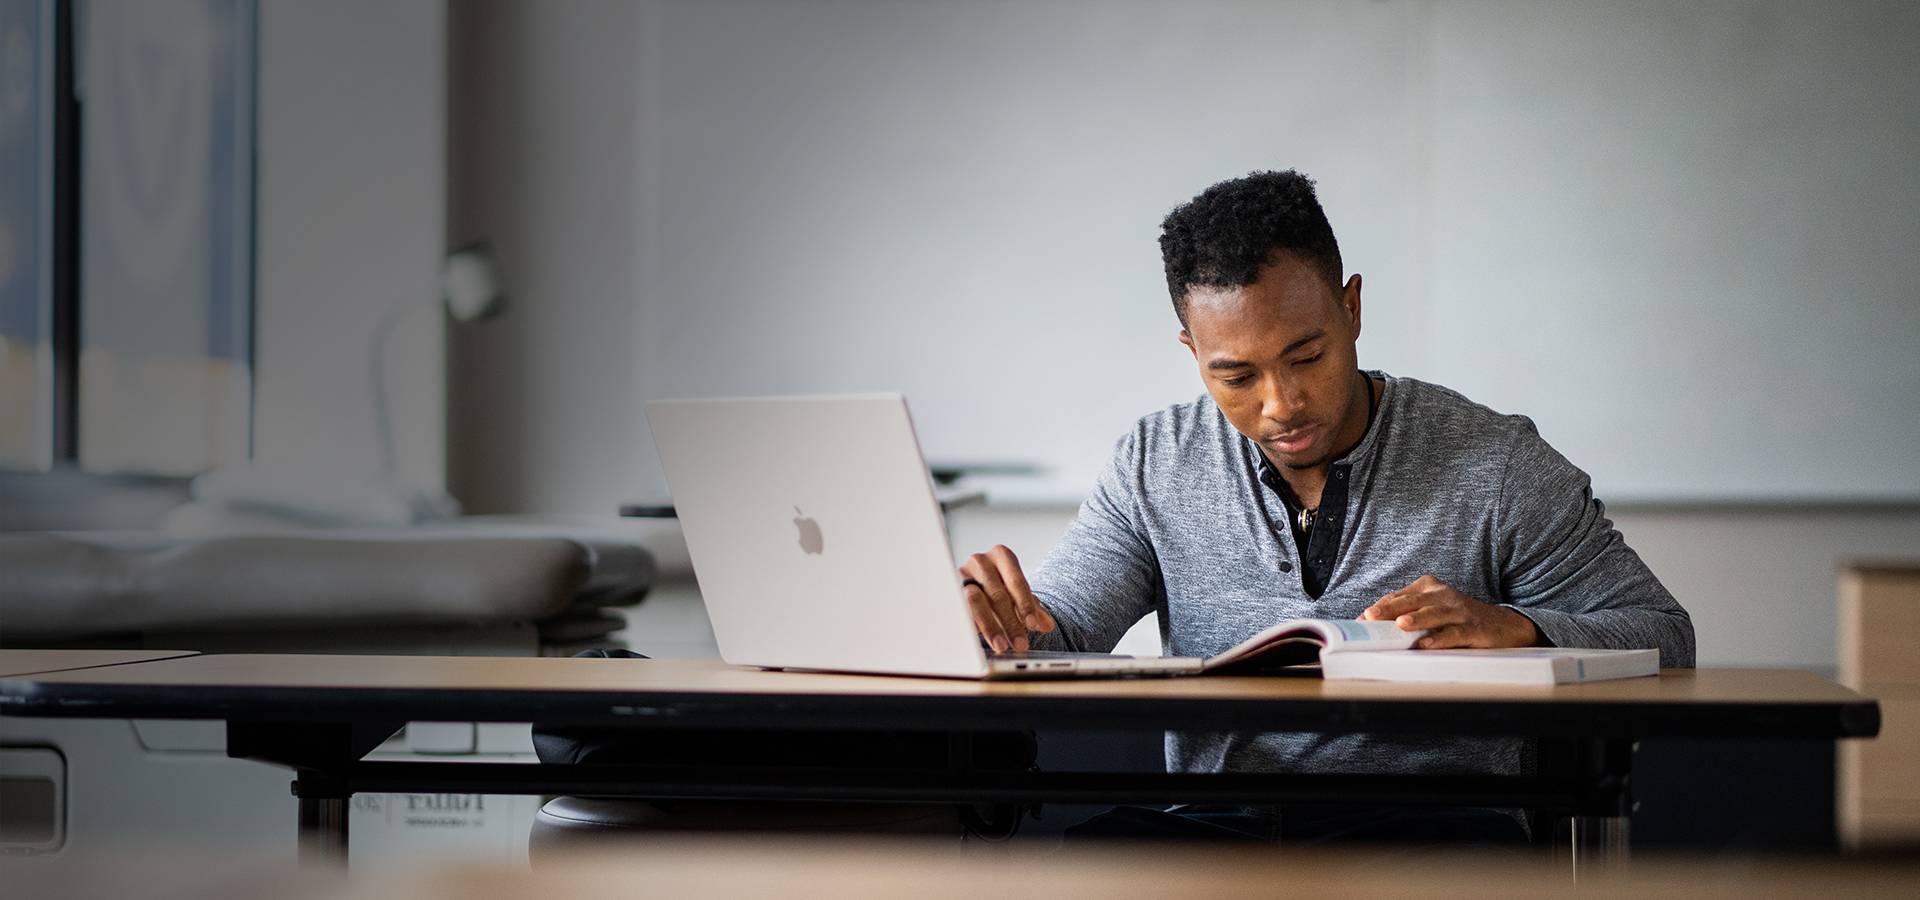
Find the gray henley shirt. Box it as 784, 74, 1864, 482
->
1027, 370, 1696, 781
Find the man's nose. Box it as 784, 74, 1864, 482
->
1259, 376, 1306, 422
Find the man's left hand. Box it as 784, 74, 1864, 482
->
1359, 575, 1543, 649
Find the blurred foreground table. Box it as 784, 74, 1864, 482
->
6, 838, 1918, 899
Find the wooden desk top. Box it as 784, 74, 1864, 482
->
0, 654, 1879, 739
0, 653, 1871, 703
0, 649, 198, 678
7, 839, 1919, 899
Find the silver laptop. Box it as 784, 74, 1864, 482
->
644, 394, 1203, 679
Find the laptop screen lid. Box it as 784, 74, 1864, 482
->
644, 394, 990, 678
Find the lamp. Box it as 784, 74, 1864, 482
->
164, 244, 508, 533
371, 242, 506, 478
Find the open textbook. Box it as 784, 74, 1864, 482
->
1200, 618, 1659, 684
1200, 618, 1423, 674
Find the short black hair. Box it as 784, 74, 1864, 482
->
1158, 169, 1343, 329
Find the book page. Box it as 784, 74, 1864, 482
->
1199, 618, 1422, 673
1320, 619, 1424, 653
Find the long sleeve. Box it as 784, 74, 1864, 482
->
1494, 421, 1696, 668
1027, 429, 1162, 653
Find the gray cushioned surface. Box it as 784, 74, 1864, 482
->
0, 533, 595, 640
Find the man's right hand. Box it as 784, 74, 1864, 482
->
959, 544, 1056, 653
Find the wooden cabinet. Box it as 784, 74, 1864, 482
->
1838, 563, 1920, 849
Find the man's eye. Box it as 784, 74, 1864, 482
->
1221, 375, 1252, 387
1292, 354, 1324, 367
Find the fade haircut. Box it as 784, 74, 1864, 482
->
1158, 169, 1343, 329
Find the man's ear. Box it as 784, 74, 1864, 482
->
1177, 329, 1198, 360
1342, 274, 1363, 341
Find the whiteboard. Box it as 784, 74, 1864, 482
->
631, 0, 1920, 502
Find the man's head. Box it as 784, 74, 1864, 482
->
1162, 170, 1369, 472
1159, 169, 1345, 329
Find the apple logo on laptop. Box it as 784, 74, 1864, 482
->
793, 506, 824, 555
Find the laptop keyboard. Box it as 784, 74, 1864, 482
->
990, 649, 1135, 660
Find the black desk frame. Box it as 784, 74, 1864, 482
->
90, 679, 1866, 873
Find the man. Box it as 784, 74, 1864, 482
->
958, 169, 1695, 842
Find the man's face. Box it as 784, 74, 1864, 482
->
1178, 255, 1365, 471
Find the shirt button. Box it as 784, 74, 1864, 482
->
1279, 561, 1293, 572
1334, 470, 1346, 481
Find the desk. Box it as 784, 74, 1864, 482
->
0, 655, 1880, 871
0, 649, 198, 678
0, 650, 199, 855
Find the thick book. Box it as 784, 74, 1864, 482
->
1317, 647, 1660, 684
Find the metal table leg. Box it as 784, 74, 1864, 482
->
229, 720, 401, 870
1564, 738, 1636, 883
296, 790, 349, 867
1570, 814, 1630, 880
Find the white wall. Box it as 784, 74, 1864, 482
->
1421, 1, 1920, 502
446, 0, 644, 515
1608, 506, 1920, 670
254, 0, 447, 490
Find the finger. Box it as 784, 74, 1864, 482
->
1363, 588, 1426, 621
1395, 601, 1469, 633
962, 579, 1011, 653
1359, 590, 1402, 620
963, 557, 1028, 652
1366, 574, 1460, 620
988, 545, 1053, 633
1415, 624, 1471, 650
